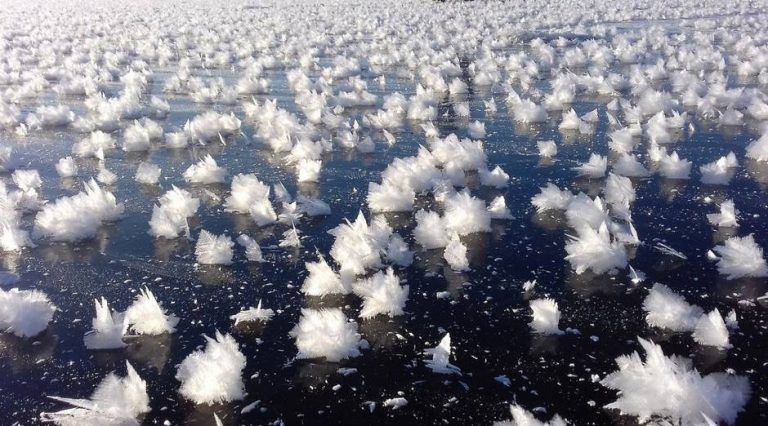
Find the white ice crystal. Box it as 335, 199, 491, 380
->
176, 331, 246, 405
290, 309, 364, 362
601, 338, 750, 425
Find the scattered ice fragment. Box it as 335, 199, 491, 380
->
382, 397, 408, 410
230, 300, 275, 325
424, 333, 461, 375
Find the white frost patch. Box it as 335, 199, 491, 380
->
0, 287, 56, 338
231, 300, 274, 325
601, 337, 750, 425
134, 162, 161, 185
183, 155, 226, 184
564, 222, 627, 275
529, 298, 563, 335
643, 283, 703, 332
443, 234, 470, 271
353, 267, 409, 318
692, 310, 731, 349
41, 362, 149, 425
33, 179, 124, 242
290, 308, 364, 362
124, 287, 179, 336
493, 404, 568, 426
195, 230, 234, 265
707, 200, 739, 228
301, 255, 350, 296
83, 297, 127, 350
176, 331, 246, 405
712, 234, 768, 279
424, 333, 461, 375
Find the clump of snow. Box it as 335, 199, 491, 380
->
328, 211, 392, 275
195, 230, 234, 265
183, 155, 226, 184
184, 111, 241, 143
12, 170, 42, 192
565, 223, 628, 274
488, 196, 513, 219
565, 194, 609, 230
413, 210, 450, 249
712, 235, 768, 279
692, 310, 731, 349
601, 337, 751, 425
231, 300, 274, 325
123, 119, 162, 152
26, 105, 74, 129
134, 162, 161, 185
468, 120, 486, 139
658, 151, 692, 180
700, 153, 738, 185
537, 140, 557, 158
297, 195, 331, 217
83, 297, 126, 350
41, 362, 149, 425
643, 283, 703, 332
443, 234, 470, 271
176, 331, 246, 405
33, 180, 124, 242
493, 404, 568, 426
236, 234, 264, 262
367, 181, 415, 212
0, 287, 56, 338
165, 131, 189, 148
72, 130, 115, 160
224, 174, 268, 212
746, 132, 768, 162
573, 154, 607, 178
149, 186, 199, 239
290, 308, 364, 362
531, 183, 573, 213
479, 165, 509, 188
613, 154, 650, 177
301, 255, 350, 296
529, 298, 563, 335
383, 397, 409, 410
96, 163, 118, 186
353, 267, 409, 318
124, 287, 179, 335
55, 157, 78, 178
443, 190, 491, 236
279, 225, 301, 248
707, 200, 738, 228
384, 234, 414, 267
296, 159, 321, 183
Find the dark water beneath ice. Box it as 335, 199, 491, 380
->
1, 55, 768, 425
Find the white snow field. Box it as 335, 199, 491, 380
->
0, 0, 767, 424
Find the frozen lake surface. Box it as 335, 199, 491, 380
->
1, 1, 768, 425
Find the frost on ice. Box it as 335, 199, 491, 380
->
601, 338, 750, 425
176, 331, 246, 405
